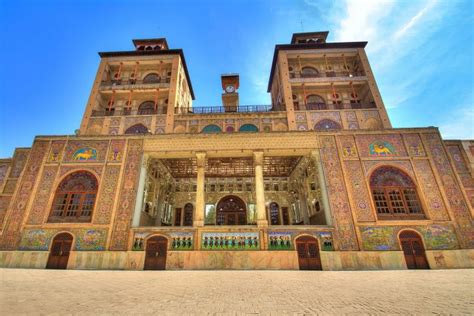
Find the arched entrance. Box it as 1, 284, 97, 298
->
46, 233, 73, 269
216, 195, 247, 225
399, 230, 429, 269
144, 236, 168, 270
295, 235, 322, 270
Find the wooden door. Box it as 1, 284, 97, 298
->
174, 208, 182, 226
282, 207, 290, 225
183, 203, 193, 226
400, 231, 429, 269
296, 236, 322, 270
144, 236, 168, 270
46, 233, 73, 269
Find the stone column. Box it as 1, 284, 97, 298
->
311, 150, 333, 225
132, 154, 148, 227
194, 152, 206, 227
254, 151, 268, 227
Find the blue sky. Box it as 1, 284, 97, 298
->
0, 0, 472, 158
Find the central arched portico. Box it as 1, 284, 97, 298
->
216, 195, 247, 225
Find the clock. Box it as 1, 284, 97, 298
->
225, 85, 235, 93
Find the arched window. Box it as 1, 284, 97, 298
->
143, 73, 161, 84
125, 123, 149, 134
306, 94, 327, 110
138, 101, 156, 115
239, 124, 259, 132
49, 171, 98, 223
301, 66, 319, 78
202, 125, 222, 133
314, 119, 342, 131
269, 202, 281, 225
370, 166, 424, 219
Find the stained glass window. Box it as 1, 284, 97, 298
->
49, 171, 98, 223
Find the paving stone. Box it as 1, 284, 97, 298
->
1, 269, 473, 315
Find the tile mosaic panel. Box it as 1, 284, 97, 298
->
201, 232, 259, 250
356, 134, 407, 157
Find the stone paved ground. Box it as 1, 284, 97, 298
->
1, 269, 473, 315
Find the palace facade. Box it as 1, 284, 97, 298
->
0, 32, 473, 270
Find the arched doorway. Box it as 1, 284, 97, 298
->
295, 235, 322, 270
216, 195, 247, 225
46, 233, 73, 269
399, 230, 429, 269
144, 236, 168, 270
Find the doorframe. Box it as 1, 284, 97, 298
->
294, 233, 323, 270
397, 229, 430, 269
46, 231, 75, 269
143, 234, 169, 270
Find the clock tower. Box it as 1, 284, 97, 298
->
221, 73, 239, 112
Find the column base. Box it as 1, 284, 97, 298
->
193, 220, 204, 227
257, 220, 268, 227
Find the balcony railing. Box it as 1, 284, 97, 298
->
175, 105, 276, 114
100, 78, 171, 89
289, 70, 365, 79
293, 102, 377, 111
91, 108, 166, 117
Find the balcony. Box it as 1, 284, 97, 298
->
289, 70, 366, 83
293, 102, 377, 111
175, 105, 277, 114
99, 78, 171, 91
91, 108, 166, 117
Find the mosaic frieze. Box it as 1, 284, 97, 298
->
19, 229, 56, 251
201, 232, 259, 250
93, 165, 121, 224
109, 139, 143, 250
170, 232, 193, 250
268, 231, 334, 251
403, 134, 426, 157
75, 229, 107, 251
297, 123, 308, 131
132, 232, 148, 251
155, 127, 165, 134
48, 140, 66, 162
319, 136, 359, 250
10, 149, 30, 178
108, 127, 119, 135
295, 112, 307, 122
360, 226, 398, 251
343, 160, 375, 222
420, 225, 458, 250
108, 139, 126, 162
423, 133, 474, 248
109, 117, 121, 127
356, 134, 407, 157
412, 160, 448, 221
18, 228, 108, 251
64, 140, 108, 162
27, 166, 59, 225
268, 232, 293, 250
360, 224, 459, 251
0, 141, 48, 250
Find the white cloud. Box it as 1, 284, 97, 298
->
393, 0, 438, 40
438, 106, 474, 140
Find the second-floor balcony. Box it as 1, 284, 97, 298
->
175, 105, 280, 114
99, 77, 171, 91
290, 70, 365, 80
